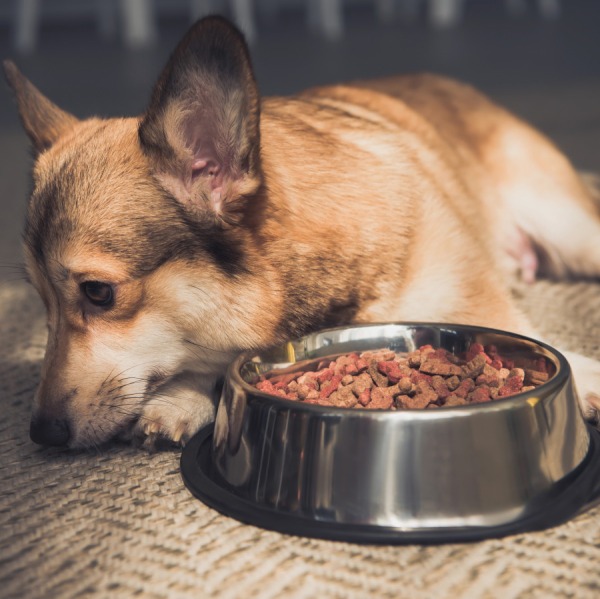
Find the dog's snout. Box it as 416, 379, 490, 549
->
30, 416, 70, 446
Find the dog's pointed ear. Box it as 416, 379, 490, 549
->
3, 60, 79, 154
139, 17, 261, 226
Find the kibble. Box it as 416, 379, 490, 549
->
254, 344, 551, 410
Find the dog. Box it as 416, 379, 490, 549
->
4, 16, 600, 449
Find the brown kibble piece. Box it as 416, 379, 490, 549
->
420, 358, 463, 377
402, 393, 432, 409
509, 368, 525, 381
498, 368, 510, 380
445, 394, 468, 407
469, 386, 491, 404
476, 364, 501, 388
367, 387, 394, 410
320, 375, 342, 399
341, 374, 354, 386
461, 353, 487, 379
407, 351, 422, 368
454, 378, 475, 398
524, 369, 549, 386
332, 385, 358, 408
414, 381, 438, 405
316, 368, 334, 385
446, 375, 460, 391
351, 372, 373, 396
394, 395, 412, 409
368, 360, 389, 387
358, 388, 371, 406
498, 369, 525, 397
397, 377, 413, 394
431, 375, 450, 400
378, 360, 403, 383
296, 384, 313, 400
355, 358, 369, 373
297, 373, 318, 390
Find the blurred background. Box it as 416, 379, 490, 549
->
1, 0, 599, 268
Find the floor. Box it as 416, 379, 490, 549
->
1, 0, 599, 268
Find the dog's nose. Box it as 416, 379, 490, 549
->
30, 416, 70, 446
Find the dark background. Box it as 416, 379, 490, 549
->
1, 0, 599, 267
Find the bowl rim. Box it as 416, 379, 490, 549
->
227, 322, 572, 419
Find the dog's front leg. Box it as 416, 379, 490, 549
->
562, 351, 600, 425
134, 371, 219, 448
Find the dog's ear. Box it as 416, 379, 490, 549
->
3, 60, 79, 154
139, 17, 261, 226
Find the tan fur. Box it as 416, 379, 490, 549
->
5, 17, 600, 448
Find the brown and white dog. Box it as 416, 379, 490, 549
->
4, 17, 600, 449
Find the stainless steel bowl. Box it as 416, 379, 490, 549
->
181, 323, 600, 543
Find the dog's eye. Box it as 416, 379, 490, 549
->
81, 281, 114, 307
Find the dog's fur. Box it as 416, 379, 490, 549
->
5, 17, 600, 448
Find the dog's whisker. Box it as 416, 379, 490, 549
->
95, 407, 141, 433
114, 393, 192, 412
0, 275, 30, 287
87, 423, 103, 454
107, 396, 147, 405
104, 379, 145, 396
110, 387, 196, 415
6, 270, 28, 277
103, 376, 151, 395
98, 410, 134, 429
104, 393, 147, 405
110, 407, 169, 427
99, 367, 118, 393
0, 261, 27, 271
183, 337, 231, 355
100, 363, 157, 393
119, 400, 193, 416
110, 408, 144, 420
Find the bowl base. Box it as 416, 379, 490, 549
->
181, 424, 600, 545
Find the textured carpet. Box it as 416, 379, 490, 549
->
1, 280, 599, 599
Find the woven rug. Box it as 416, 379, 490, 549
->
1, 279, 599, 599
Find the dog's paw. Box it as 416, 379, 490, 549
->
133, 373, 218, 449
563, 351, 600, 426
582, 391, 600, 425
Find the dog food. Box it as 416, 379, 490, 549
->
254, 344, 550, 410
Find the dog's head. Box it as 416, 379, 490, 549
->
5, 17, 281, 448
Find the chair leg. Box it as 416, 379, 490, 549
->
190, 0, 213, 22
507, 0, 561, 19
231, 0, 256, 43
398, 0, 422, 21
120, 0, 157, 48
538, 0, 560, 19
429, 0, 464, 28
96, 0, 117, 40
308, 0, 343, 40
14, 0, 40, 53
376, 0, 396, 21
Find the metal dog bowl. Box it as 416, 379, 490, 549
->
181, 323, 600, 543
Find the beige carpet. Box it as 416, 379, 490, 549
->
1, 280, 599, 599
